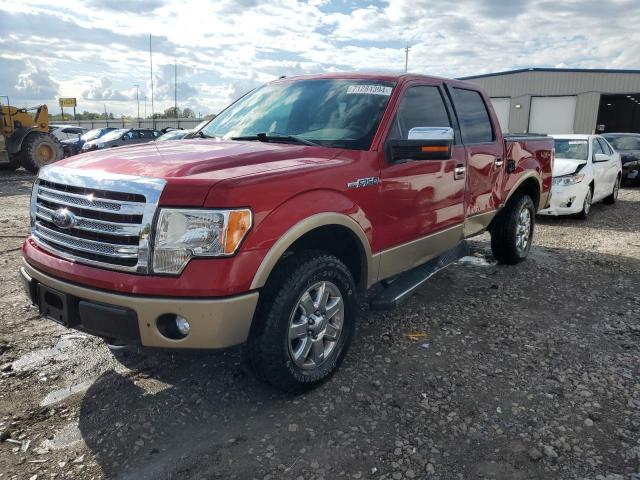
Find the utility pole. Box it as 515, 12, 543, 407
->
103, 103, 108, 122
174, 60, 178, 118
150, 33, 155, 128
404, 46, 410, 73
134, 84, 140, 127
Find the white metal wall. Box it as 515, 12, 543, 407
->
490, 98, 511, 132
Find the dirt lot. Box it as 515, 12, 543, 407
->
0, 170, 639, 480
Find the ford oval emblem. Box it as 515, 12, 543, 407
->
51, 208, 77, 230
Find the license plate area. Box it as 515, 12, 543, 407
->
37, 284, 70, 326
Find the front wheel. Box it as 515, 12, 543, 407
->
490, 194, 535, 264
245, 251, 358, 392
577, 187, 593, 219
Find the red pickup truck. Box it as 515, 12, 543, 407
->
20, 73, 553, 391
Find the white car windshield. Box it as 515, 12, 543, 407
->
554, 139, 588, 160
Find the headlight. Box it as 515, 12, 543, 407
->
152, 208, 252, 274
625, 160, 639, 167
552, 173, 585, 186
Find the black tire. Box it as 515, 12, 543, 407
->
602, 176, 620, 204
245, 250, 358, 392
20, 132, 63, 173
490, 194, 535, 264
576, 186, 593, 220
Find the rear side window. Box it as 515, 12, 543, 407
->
452, 88, 494, 144
388, 86, 451, 141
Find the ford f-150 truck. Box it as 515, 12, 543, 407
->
20, 73, 553, 391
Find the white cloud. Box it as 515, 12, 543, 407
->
1, 0, 639, 116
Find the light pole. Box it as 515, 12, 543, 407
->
404, 46, 410, 73
134, 84, 140, 127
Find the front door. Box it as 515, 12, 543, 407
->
591, 137, 610, 201
376, 82, 465, 279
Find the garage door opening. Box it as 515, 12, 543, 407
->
596, 94, 640, 133
528, 96, 577, 134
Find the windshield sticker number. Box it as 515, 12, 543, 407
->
346, 85, 392, 96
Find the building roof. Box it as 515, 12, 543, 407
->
459, 67, 640, 80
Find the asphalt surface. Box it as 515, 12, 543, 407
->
0, 170, 639, 480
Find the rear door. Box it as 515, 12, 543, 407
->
449, 86, 503, 220
376, 81, 466, 278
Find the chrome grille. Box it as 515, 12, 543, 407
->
30, 166, 166, 273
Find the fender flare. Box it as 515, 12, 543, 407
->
250, 212, 376, 290
502, 172, 544, 210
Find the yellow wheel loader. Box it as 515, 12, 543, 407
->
0, 97, 63, 173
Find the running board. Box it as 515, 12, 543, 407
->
370, 241, 469, 311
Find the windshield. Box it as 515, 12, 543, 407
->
98, 129, 129, 142
82, 128, 104, 142
201, 79, 395, 150
554, 139, 588, 160
604, 135, 640, 151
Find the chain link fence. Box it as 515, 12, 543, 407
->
52, 118, 206, 131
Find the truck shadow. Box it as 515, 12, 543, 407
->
76, 243, 640, 480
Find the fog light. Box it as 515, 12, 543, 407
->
156, 313, 191, 340
176, 316, 191, 336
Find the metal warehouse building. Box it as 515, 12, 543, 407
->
461, 68, 640, 135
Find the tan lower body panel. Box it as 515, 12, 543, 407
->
463, 210, 497, 238
375, 224, 464, 281
21, 260, 259, 349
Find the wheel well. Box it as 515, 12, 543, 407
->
514, 177, 541, 210
273, 225, 367, 292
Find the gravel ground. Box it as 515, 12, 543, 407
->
0, 170, 639, 480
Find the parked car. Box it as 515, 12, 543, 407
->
156, 130, 192, 141
49, 125, 87, 141
21, 73, 553, 391
602, 133, 640, 186
81, 128, 161, 151
538, 134, 622, 219
61, 127, 117, 157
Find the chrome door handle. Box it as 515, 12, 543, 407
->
495, 158, 504, 167
454, 165, 466, 180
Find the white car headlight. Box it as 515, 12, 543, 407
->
552, 173, 585, 186
152, 208, 252, 274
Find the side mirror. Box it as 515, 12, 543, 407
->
388, 127, 454, 162
593, 153, 609, 162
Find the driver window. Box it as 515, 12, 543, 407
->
592, 139, 604, 159
388, 86, 451, 141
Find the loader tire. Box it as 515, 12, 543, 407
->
20, 132, 63, 173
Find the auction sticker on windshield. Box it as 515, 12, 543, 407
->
346, 85, 392, 96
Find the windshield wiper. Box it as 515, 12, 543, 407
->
187, 130, 217, 139
231, 132, 318, 146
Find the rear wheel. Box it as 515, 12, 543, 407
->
245, 250, 358, 392
490, 194, 535, 264
602, 176, 620, 205
20, 132, 63, 173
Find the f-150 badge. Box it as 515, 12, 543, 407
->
347, 177, 380, 189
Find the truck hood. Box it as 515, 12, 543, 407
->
553, 158, 587, 177
58, 139, 336, 179
55, 139, 341, 205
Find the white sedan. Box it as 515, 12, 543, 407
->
538, 134, 622, 219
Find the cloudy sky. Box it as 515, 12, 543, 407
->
1, 0, 639, 117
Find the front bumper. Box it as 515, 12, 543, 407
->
538, 182, 588, 216
20, 259, 259, 349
